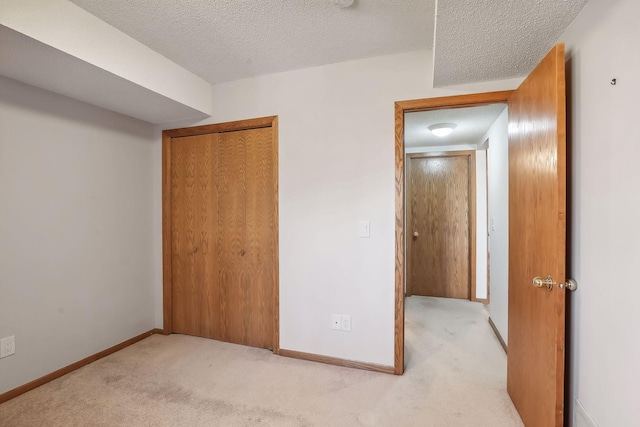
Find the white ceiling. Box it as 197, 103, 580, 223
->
68, 0, 589, 87
0, 0, 591, 124
69, 0, 435, 84
404, 104, 507, 149
433, 0, 589, 86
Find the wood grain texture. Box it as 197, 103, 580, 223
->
397, 91, 514, 113
507, 44, 567, 427
278, 349, 395, 375
245, 127, 276, 349
218, 129, 248, 345
394, 93, 511, 375
0, 329, 162, 404
170, 134, 220, 338
164, 116, 277, 138
163, 117, 279, 351
408, 153, 472, 299
404, 154, 413, 297
271, 118, 280, 354
162, 134, 173, 334
218, 127, 276, 349
394, 102, 405, 375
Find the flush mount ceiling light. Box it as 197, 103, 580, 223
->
331, 0, 355, 8
428, 123, 457, 137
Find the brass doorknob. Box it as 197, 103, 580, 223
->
532, 276, 554, 291
533, 276, 578, 291
558, 279, 578, 291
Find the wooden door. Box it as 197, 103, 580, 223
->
244, 128, 277, 349
170, 133, 220, 338
166, 118, 277, 351
507, 44, 567, 426
218, 127, 275, 349
408, 152, 472, 299
218, 129, 248, 345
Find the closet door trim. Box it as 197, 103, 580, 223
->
162, 116, 279, 353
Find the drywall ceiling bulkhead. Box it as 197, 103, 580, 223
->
432, 0, 589, 87
0, 0, 212, 124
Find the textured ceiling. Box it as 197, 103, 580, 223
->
433, 0, 589, 87
69, 0, 435, 84
2, 0, 592, 124
405, 104, 507, 148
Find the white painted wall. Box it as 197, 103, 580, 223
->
0, 76, 159, 394
162, 51, 519, 366
557, 0, 640, 424
475, 149, 488, 300
405, 144, 488, 300
482, 109, 510, 344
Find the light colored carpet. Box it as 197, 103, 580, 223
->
0, 297, 523, 426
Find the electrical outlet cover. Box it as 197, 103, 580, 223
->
341, 315, 352, 331
1, 335, 15, 358
331, 314, 342, 330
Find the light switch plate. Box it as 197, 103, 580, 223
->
358, 220, 370, 238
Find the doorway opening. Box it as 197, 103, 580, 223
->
393, 92, 513, 375
395, 45, 569, 427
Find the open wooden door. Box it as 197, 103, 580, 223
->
507, 44, 568, 426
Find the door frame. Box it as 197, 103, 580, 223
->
406, 150, 477, 300
394, 92, 512, 374
162, 115, 280, 353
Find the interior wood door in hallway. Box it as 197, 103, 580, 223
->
407, 151, 475, 299
164, 117, 278, 351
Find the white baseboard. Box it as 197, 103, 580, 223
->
574, 397, 598, 427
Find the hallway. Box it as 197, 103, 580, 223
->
404, 296, 522, 425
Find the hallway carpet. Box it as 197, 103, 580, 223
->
0, 297, 523, 426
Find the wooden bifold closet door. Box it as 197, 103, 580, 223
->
167, 121, 277, 350
170, 133, 220, 338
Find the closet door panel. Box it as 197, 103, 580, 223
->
245, 127, 276, 349
170, 134, 220, 338
218, 130, 248, 345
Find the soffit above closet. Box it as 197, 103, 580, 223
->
0, 0, 213, 124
